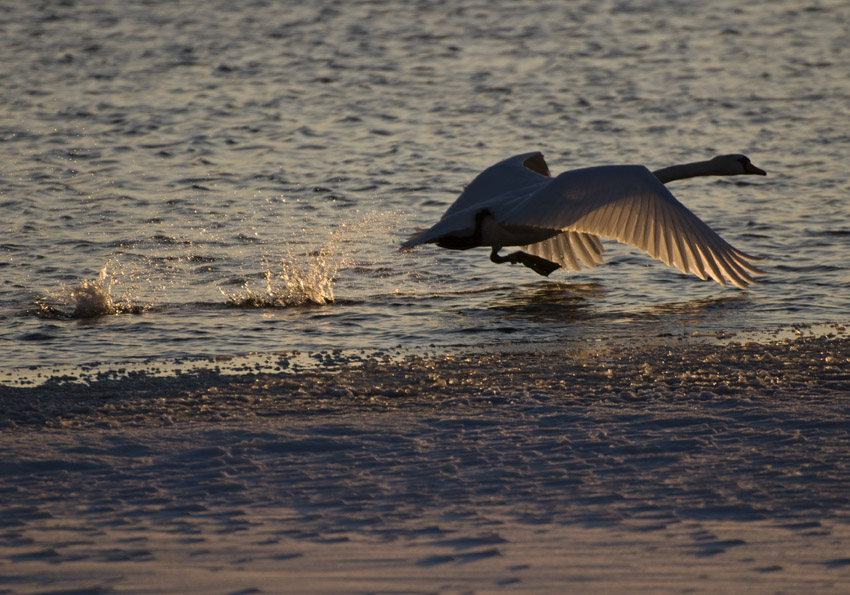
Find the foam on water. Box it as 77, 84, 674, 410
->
33, 261, 147, 319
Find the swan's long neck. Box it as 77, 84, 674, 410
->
651, 160, 725, 184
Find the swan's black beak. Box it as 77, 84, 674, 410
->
744, 162, 767, 176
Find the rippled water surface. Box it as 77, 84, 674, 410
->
2, 0, 849, 379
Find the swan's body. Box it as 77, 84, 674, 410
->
401, 153, 766, 288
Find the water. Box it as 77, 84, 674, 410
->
2, 0, 850, 383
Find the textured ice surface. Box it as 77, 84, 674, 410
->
2, 336, 849, 593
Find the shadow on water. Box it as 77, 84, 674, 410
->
487, 281, 603, 325
478, 280, 762, 344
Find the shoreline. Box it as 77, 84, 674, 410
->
2, 333, 849, 429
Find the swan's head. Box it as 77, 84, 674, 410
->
711, 154, 767, 176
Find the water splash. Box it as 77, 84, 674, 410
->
34, 261, 145, 319
221, 232, 346, 308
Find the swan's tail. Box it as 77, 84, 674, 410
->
399, 229, 429, 251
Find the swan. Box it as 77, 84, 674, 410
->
400, 153, 767, 288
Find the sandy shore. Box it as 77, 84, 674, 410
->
2, 336, 850, 593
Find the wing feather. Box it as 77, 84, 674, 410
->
559, 235, 582, 271
586, 234, 605, 262
570, 232, 599, 269
652, 196, 671, 267
665, 204, 690, 273
522, 231, 604, 271
678, 213, 734, 285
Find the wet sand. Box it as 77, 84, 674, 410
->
2, 335, 850, 593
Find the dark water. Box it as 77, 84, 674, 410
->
2, 0, 849, 383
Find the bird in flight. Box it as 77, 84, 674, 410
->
401, 153, 766, 288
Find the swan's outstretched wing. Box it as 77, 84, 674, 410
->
504, 164, 765, 288
442, 152, 551, 218
522, 232, 605, 271
401, 152, 551, 249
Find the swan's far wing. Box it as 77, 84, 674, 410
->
442, 152, 551, 219
506, 165, 765, 288
402, 152, 552, 250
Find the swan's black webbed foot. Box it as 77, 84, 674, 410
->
490, 248, 560, 277
516, 252, 561, 276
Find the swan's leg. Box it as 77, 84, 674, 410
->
490, 246, 509, 264
490, 247, 560, 277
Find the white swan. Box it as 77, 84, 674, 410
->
401, 153, 767, 288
